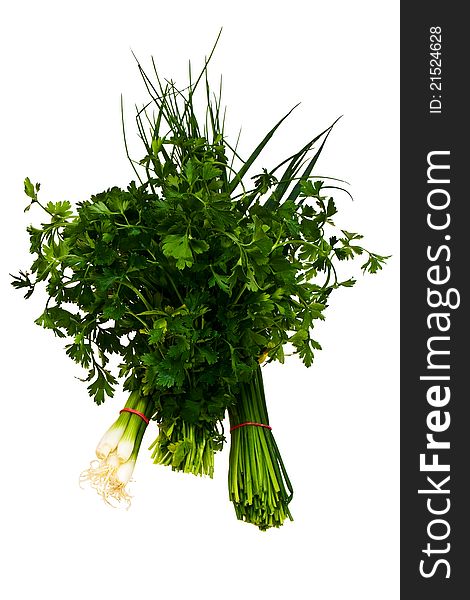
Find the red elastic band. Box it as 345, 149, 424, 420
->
230, 421, 272, 433
120, 408, 150, 425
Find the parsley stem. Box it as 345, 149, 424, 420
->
120, 280, 152, 311
164, 270, 184, 305
232, 283, 247, 305
125, 310, 148, 329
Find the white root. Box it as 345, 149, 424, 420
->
80, 451, 133, 508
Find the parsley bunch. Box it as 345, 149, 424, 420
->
13, 38, 387, 528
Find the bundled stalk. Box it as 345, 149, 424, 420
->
12, 34, 388, 528
80, 390, 153, 506
149, 420, 222, 477
229, 366, 293, 530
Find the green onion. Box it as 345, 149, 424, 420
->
80, 390, 152, 507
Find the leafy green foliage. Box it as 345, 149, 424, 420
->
12, 46, 388, 462
162, 234, 193, 269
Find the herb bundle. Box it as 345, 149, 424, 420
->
12, 40, 387, 529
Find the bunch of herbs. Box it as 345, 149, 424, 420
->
12, 38, 387, 528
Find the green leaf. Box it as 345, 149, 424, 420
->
269, 124, 334, 207
24, 177, 37, 200
299, 343, 314, 367
202, 162, 221, 180
10, 270, 35, 298
167, 174, 180, 189
102, 299, 127, 320
299, 180, 316, 197
339, 278, 356, 287
198, 346, 218, 365
286, 121, 339, 204
185, 159, 196, 185
228, 104, 300, 194
151, 137, 163, 155
148, 318, 168, 344
208, 271, 231, 294
155, 371, 176, 388
87, 366, 116, 405
326, 198, 337, 217
45, 200, 73, 219
89, 201, 113, 215
342, 230, 364, 242
289, 329, 308, 345
361, 252, 389, 274
162, 234, 193, 269
95, 271, 120, 292
189, 238, 209, 254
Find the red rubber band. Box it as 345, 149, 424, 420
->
230, 421, 272, 433
119, 408, 149, 425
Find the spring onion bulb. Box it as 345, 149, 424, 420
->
116, 459, 136, 485
95, 412, 130, 459
80, 391, 151, 507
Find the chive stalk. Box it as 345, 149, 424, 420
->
228, 365, 293, 530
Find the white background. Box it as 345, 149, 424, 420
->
0, 1, 399, 598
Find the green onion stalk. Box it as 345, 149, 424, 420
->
80, 390, 153, 507
228, 365, 293, 530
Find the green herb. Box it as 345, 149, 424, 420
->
228, 366, 293, 530
12, 35, 388, 529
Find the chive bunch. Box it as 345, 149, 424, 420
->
229, 366, 293, 530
